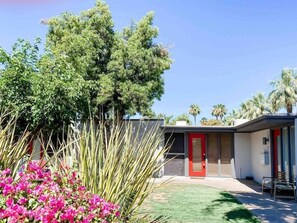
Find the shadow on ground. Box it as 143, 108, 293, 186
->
203, 191, 260, 223
232, 190, 297, 223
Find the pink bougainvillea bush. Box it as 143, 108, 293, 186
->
0, 162, 120, 223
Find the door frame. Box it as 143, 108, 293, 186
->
189, 133, 206, 177
273, 129, 280, 177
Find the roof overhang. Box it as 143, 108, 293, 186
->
162, 114, 297, 134
235, 114, 297, 133
161, 125, 236, 133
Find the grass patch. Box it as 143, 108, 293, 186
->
139, 184, 260, 223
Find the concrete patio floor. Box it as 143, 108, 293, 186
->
156, 177, 297, 223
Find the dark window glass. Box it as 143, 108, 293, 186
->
165, 133, 184, 154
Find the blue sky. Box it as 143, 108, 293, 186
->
1, 1, 297, 121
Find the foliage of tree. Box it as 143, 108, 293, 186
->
46, 1, 171, 121
0, 39, 40, 133
149, 113, 173, 125
0, 39, 82, 134
269, 68, 297, 113
170, 113, 192, 125
32, 53, 83, 132
211, 104, 227, 120
200, 117, 208, 126
188, 104, 200, 125
201, 118, 222, 126
0, 1, 171, 134
223, 110, 239, 126
237, 92, 271, 120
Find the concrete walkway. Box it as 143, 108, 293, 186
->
157, 177, 297, 223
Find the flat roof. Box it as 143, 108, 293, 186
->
162, 125, 236, 133
235, 114, 297, 133
162, 114, 297, 133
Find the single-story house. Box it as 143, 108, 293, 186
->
29, 114, 297, 185
162, 114, 297, 184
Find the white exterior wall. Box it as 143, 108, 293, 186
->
251, 129, 271, 184
234, 133, 252, 179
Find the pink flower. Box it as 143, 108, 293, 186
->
5, 198, 14, 207
17, 197, 27, 205
0, 161, 121, 222
1, 169, 11, 176
3, 184, 15, 196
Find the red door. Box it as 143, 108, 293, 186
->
189, 133, 206, 176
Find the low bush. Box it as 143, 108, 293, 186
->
0, 162, 120, 223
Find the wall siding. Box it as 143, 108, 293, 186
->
234, 133, 252, 179
251, 129, 271, 184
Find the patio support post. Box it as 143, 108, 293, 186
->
293, 118, 297, 201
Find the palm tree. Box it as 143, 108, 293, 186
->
238, 92, 271, 120
211, 104, 227, 120
200, 117, 207, 126
188, 104, 200, 125
269, 68, 297, 113
223, 110, 239, 126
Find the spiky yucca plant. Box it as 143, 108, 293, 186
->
0, 112, 31, 178
44, 120, 169, 221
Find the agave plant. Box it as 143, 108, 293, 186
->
0, 112, 31, 178
43, 120, 169, 221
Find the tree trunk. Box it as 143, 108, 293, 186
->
286, 103, 293, 113
194, 116, 196, 125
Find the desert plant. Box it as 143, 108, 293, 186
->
43, 120, 169, 221
0, 112, 31, 178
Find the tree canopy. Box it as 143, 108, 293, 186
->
46, 1, 171, 121
0, 39, 83, 134
170, 113, 192, 125
188, 104, 200, 125
0, 0, 172, 134
269, 68, 297, 113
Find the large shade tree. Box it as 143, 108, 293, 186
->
46, 1, 171, 121
269, 68, 297, 113
0, 1, 172, 134
188, 104, 200, 125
